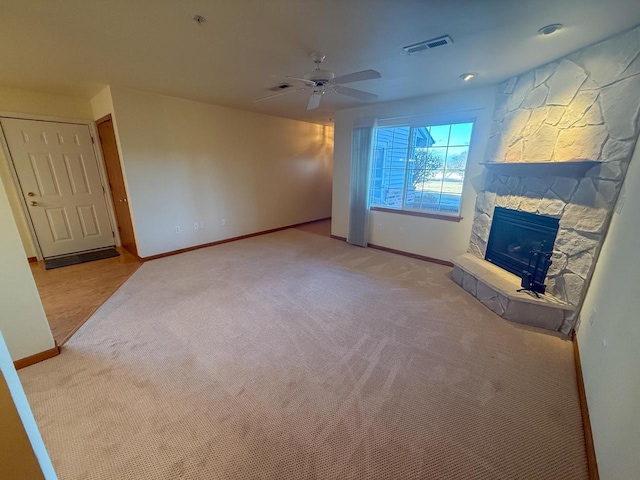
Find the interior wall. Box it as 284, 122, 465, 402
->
577, 139, 640, 479
0, 177, 55, 361
90, 85, 116, 121
332, 86, 496, 262
108, 87, 334, 258
0, 86, 93, 119
0, 86, 94, 258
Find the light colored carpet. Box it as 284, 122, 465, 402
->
19, 229, 588, 479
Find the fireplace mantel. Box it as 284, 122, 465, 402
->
479, 160, 601, 178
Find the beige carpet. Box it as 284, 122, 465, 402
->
19, 229, 588, 479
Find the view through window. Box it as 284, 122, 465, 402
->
369, 122, 474, 215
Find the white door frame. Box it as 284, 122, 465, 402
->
0, 111, 121, 260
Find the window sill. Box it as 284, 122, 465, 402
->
370, 206, 463, 223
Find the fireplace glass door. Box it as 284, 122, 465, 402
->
485, 207, 560, 285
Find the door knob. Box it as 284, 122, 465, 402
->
27, 192, 36, 197
30, 201, 39, 206
119, 198, 127, 203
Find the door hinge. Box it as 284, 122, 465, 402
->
102, 185, 106, 193
91, 136, 95, 144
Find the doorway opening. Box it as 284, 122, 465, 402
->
96, 114, 138, 257
1, 117, 117, 259
1, 114, 141, 345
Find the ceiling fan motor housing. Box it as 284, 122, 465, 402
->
305, 70, 335, 85
254, 53, 380, 109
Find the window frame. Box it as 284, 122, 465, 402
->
368, 115, 477, 220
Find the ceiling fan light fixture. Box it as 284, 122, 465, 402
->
255, 53, 381, 109
460, 73, 475, 81
538, 24, 562, 35
310, 51, 326, 65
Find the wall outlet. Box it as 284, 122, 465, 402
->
199, 221, 205, 229
221, 218, 227, 226
193, 222, 199, 230
376, 223, 382, 231
175, 225, 181, 234
398, 227, 405, 236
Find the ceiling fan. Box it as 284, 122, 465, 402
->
255, 52, 381, 110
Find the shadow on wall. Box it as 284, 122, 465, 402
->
292, 124, 334, 178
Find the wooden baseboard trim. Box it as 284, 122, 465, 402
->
14, 344, 60, 370
27, 256, 37, 263
573, 333, 599, 480
142, 217, 331, 261
368, 243, 454, 267
330, 235, 454, 267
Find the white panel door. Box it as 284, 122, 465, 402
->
1, 118, 115, 258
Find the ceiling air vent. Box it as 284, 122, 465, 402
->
268, 83, 292, 92
403, 35, 453, 55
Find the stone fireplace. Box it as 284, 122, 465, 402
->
453, 25, 640, 335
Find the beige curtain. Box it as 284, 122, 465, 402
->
348, 119, 376, 247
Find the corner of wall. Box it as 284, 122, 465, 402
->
0, 177, 55, 361
0, 154, 36, 258
575, 133, 640, 478
90, 86, 115, 121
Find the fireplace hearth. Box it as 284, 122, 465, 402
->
485, 207, 560, 291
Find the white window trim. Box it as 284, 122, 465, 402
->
370, 114, 478, 218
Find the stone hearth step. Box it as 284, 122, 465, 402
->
452, 253, 575, 334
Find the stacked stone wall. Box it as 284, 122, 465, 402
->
470, 25, 640, 331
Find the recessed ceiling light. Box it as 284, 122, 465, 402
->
538, 24, 562, 35
193, 15, 206, 25
460, 73, 475, 81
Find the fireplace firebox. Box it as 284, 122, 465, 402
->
485, 207, 560, 292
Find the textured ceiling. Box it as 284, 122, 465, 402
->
1, 0, 639, 124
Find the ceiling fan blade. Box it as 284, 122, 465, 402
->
282, 75, 317, 86
307, 91, 322, 110
333, 69, 381, 85
254, 88, 306, 102
334, 85, 378, 102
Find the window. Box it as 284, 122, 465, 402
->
369, 121, 474, 216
